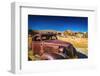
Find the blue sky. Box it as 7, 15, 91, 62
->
28, 15, 88, 32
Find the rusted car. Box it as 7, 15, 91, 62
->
32, 33, 78, 60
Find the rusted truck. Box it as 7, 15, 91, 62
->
32, 33, 78, 60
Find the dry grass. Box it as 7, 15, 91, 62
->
57, 36, 88, 48
57, 36, 88, 55
28, 50, 40, 60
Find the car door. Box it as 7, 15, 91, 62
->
32, 35, 43, 55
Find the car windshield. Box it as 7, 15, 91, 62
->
33, 34, 58, 41
41, 34, 57, 41
33, 36, 41, 41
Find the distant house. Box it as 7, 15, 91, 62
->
63, 30, 74, 37
63, 30, 88, 38
75, 33, 84, 38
